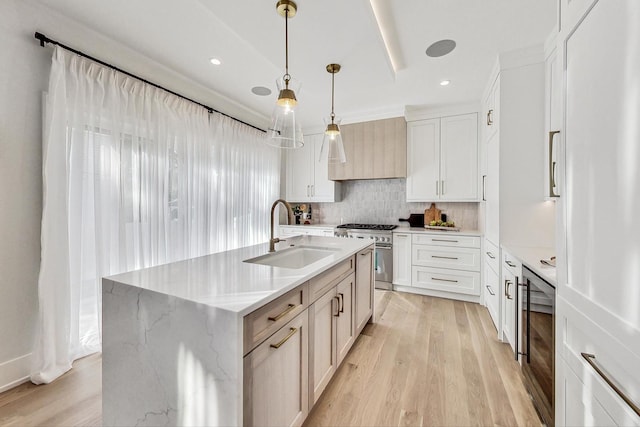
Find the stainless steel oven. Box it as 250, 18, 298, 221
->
334, 224, 395, 290
519, 266, 555, 426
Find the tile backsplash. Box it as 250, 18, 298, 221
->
310, 179, 479, 230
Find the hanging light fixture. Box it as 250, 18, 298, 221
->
320, 63, 347, 163
267, 0, 304, 148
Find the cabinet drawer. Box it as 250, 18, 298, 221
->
412, 266, 480, 296
501, 250, 521, 276
412, 233, 480, 248
309, 257, 354, 303
484, 264, 500, 331
244, 283, 308, 355
412, 245, 480, 272
484, 239, 499, 273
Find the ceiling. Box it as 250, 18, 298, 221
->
33, 0, 556, 131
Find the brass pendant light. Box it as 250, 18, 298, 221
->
320, 63, 347, 163
267, 0, 304, 148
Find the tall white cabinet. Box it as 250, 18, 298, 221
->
406, 113, 478, 202
286, 134, 341, 202
480, 46, 554, 338
555, 1, 640, 425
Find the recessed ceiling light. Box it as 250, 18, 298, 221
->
426, 39, 456, 58
440, 80, 451, 86
251, 86, 272, 96
210, 58, 221, 65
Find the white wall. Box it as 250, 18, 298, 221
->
0, 0, 263, 391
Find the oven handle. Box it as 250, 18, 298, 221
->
375, 244, 392, 250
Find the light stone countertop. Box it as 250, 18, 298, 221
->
501, 244, 557, 286
393, 225, 482, 236
104, 235, 372, 316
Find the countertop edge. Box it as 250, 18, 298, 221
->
500, 244, 557, 286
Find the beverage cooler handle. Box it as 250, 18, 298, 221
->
515, 276, 519, 361
517, 276, 530, 363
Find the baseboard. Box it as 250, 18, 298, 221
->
0, 353, 31, 393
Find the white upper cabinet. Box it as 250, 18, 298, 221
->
407, 119, 440, 201
407, 113, 478, 202
440, 114, 479, 200
286, 134, 341, 203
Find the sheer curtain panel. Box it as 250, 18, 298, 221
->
31, 47, 279, 384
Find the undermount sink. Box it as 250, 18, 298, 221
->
244, 245, 340, 269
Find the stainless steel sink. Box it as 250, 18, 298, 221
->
244, 245, 340, 269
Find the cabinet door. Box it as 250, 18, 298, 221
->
309, 289, 337, 404
392, 233, 411, 286
335, 274, 355, 366
244, 311, 309, 427
355, 246, 373, 334
501, 267, 516, 350
310, 134, 340, 202
560, 2, 640, 421
440, 114, 478, 201
406, 119, 440, 201
286, 141, 312, 202
544, 48, 561, 199
484, 132, 500, 245
484, 76, 499, 141
484, 264, 500, 336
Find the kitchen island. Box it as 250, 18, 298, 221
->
102, 235, 374, 427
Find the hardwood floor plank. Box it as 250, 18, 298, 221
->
0, 291, 542, 427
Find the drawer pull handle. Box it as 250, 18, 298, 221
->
431, 255, 459, 260
432, 239, 458, 243
486, 285, 495, 296
268, 304, 297, 322
486, 252, 495, 259
504, 280, 513, 299
432, 277, 458, 283
270, 327, 298, 349
505, 260, 516, 268
581, 353, 640, 417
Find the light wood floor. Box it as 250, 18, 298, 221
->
304, 291, 542, 427
0, 291, 541, 427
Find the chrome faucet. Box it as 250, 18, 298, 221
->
269, 199, 295, 252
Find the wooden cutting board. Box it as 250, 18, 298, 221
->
424, 203, 441, 224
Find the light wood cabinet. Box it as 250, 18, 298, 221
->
243, 310, 309, 427
406, 113, 478, 202
392, 233, 411, 287
556, 1, 640, 424
309, 272, 356, 404
355, 247, 373, 334
286, 134, 341, 203
309, 287, 337, 404
335, 275, 355, 365
328, 117, 406, 180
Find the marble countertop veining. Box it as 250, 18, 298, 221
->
104, 235, 371, 316
501, 244, 557, 286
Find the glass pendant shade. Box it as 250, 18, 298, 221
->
320, 116, 346, 164
267, 77, 304, 148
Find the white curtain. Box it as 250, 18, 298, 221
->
31, 46, 280, 384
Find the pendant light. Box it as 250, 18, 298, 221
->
267, 0, 304, 148
319, 63, 347, 163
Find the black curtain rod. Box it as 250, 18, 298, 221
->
34, 32, 266, 134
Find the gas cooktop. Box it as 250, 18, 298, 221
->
336, 223, 397, 231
